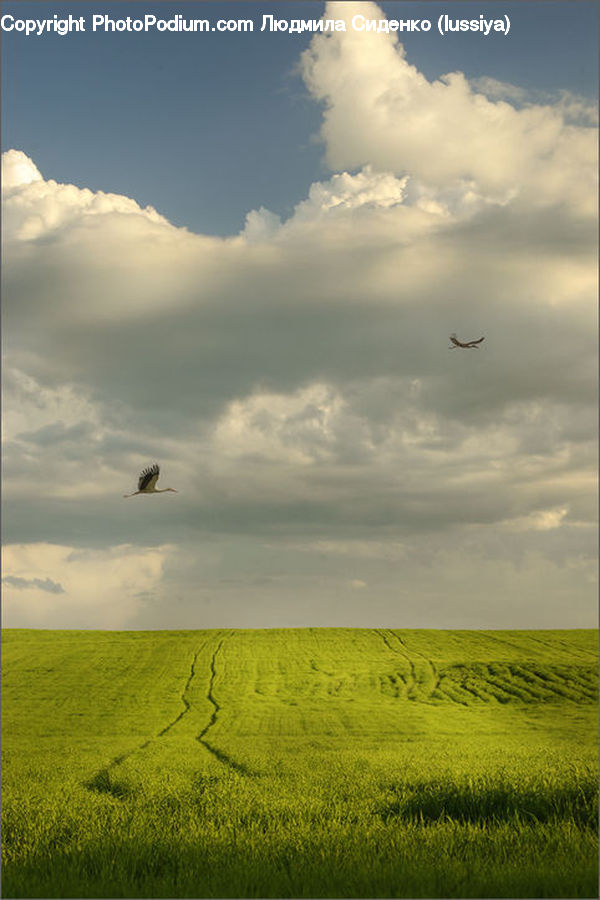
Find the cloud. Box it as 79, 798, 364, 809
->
2, 148, 169, 242
1, 2, 597, 627
2, 575, 65, 594
300, 1, 597, 215
120, 534, 595, 630
2, 544, 170, 628
470, 79, 598, 126
286, 166, 409, 219
211, 382, 375, 466
1, 149, 43, 188
468, 76, 532, 105
243, 206, 282, 242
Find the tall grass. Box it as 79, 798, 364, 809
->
3, 764, 597, 898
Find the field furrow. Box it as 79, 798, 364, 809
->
157, 644, 205, 737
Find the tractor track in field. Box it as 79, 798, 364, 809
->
375, 629, 415, 697
375, 629, 440, 702
374, 629, 413, 698
196, 633, 254, 776
379, 631, 593, 706
84, 633, 252, 795
477, 631, 538, 656
158, 643, 205, 736
375, 628, 400, 656
523, 633, 595, 662
83, 642, 208, 796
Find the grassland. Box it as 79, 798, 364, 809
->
1, 627, 598, 898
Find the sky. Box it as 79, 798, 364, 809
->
1, 0, 598, 630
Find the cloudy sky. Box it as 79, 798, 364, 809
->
2, 1, 597, 630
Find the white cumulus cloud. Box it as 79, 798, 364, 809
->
301, 1, 597, 215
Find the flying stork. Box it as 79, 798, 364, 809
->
123, 463, 178, 498
449, 333, 485, 349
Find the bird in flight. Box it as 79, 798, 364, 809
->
123, 463, 178, 498
449, 333, 485, 349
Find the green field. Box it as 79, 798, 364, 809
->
2, 627, 598, 898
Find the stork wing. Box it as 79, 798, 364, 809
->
470, 336, 485, 345
138, 463, 160, 491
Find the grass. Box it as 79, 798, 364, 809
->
1, 627, 598, 898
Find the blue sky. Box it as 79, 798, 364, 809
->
2, 1, 597, 629
2, 1, 597, 234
